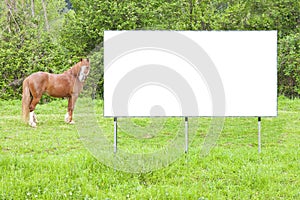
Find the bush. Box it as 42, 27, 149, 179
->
1, 0, 300, 100
278, 33, 300, 98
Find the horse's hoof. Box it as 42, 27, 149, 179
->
69, 121, 75, 124
29, 122, 37, 128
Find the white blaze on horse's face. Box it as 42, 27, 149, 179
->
78, 65, 90, 82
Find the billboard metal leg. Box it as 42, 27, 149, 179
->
185, 117, 188, 153
258, 117, 261, 153
114, 117, 118, 154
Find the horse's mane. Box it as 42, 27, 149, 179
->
65, 59, 89, 77
66, 62, 81, 77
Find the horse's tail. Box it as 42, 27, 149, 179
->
22, 78, 31, 122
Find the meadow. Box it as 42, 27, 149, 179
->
0, 97, 299, 199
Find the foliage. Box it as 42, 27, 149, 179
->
0, 0, 299, 99
0, 0, 71, 100
278, 33, 300, 98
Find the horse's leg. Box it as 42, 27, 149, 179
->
65, 95, 77, 124
65, 98, 70, 123
29, 95, 41, 127
65, 97, 71, 123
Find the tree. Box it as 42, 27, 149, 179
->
41, 0, 50, 31
0, 0, 299, 99
0, 0, 68, 99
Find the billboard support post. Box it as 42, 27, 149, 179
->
114, 117, 118, 154
185, 117, 189, 153
258, 117, 261, 153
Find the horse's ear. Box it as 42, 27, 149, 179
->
87, 58, 89, 62
80, 58, 83, 62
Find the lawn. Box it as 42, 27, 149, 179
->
0, 97, 299, 199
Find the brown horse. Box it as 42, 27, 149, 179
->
22, 58, 90, 127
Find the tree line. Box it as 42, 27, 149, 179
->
0, 0, 299, 99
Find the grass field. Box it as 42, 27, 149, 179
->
0, 97, 299, 199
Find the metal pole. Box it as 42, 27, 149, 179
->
185, 117, 188, 153
114, 117, 118, 154
258, 117, 261, 153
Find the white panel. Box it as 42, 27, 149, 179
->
104, 31, 277, 117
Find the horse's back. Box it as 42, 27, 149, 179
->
27, 72, 49, 82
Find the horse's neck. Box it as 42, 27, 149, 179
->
66, 64, 79, 76
65, 65, 84, 87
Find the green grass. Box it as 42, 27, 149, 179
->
0, 97, 299, 199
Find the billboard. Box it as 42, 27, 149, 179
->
104, 31, 277, 117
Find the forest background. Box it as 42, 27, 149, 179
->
0, 0, 299, 100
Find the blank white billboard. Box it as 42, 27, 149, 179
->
104, 31, 277, 117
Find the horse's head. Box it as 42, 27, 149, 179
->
77, 58, 90, 82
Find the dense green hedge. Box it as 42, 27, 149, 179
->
0, 0, 299, 100
278, 33, 300, 98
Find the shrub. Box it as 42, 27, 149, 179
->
278, 33, 300, 98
